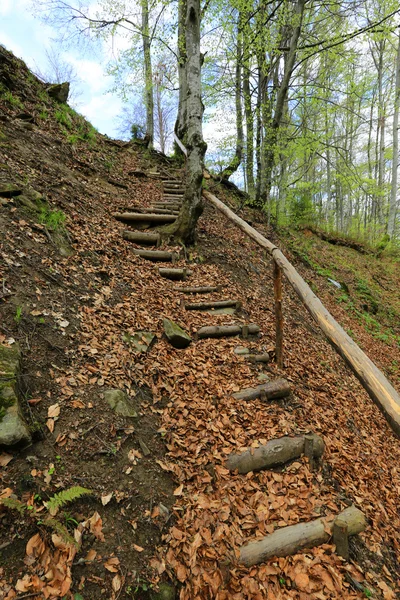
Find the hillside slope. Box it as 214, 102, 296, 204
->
1, 46, 399, 600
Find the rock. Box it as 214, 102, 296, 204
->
0, 183, 22, 198
0, 343, 31, 447
150, 582, 176, 600
235, 346, 250, 355
104, 389, 138, 418
257, 373, 270, 382
47, 82, 70, 103
163, 319, 191, 349
122, 331, 156, 353
15, 113, 35, 123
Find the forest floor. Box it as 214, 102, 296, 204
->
0, 46, 399, 600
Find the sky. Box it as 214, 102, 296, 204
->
0, 0, 124, 138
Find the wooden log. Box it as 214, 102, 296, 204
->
247, 353, 270, 363
233, 378, 291, 402
226, 433, 324, 474
175, 285, 222, 294
159, 268, 192, 281
273, 260, 283, 368
122, 231, 160, 246
333, 518, 349, 560
148, 208, 180, 215
196, 324, 260, 339
203, 189, 400, 437
239, 505, 367, 567
185, 300, 241, 311
132, 249, 178, 262
114, 212, 177, 223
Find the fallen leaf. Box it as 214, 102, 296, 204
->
132, 544, 144, 552
0, 453, 13, 467
101, 492, 113, 506
173, 484, 184, 496
47, 403, 60, 419
112, 573, 122, 592
104, 556, 120, 572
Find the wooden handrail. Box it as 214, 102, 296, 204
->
203, 189, 400, 437
173, 132, 188, 156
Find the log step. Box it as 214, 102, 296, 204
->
240, 505, 366, 567
149, 207, 180, 215
184, 300, 241, 311
164, 187, 184, 193
115, 212, 177, 223
226, 433, 325, 474
196, 323, 259, 339
122, 231, 160, 246
175, 285, 222, 294
132, 249, 178, 262
159, 267, 192, 281
233, 378, 291, 401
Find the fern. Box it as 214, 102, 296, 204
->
43, 517, 77, 547
0, 497, 27, 515
45, 486, 92, 516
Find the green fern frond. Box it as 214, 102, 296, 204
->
44, 516, 77, 547
0, 497, 27, 515
45, 486, 92, 516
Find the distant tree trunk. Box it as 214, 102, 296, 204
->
262, 0, 306, 208
174, 0, 188, 156
243, 18, 255, 198
255, 57, 263, 203
142, 0, 154, 148
220, 17, 244, 181
388, 33, 400, 239
163, 0, 206, 244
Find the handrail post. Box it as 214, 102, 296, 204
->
273, 258, 283, 368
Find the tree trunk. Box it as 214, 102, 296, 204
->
243, 26, 255, 198
174, 0, 188, 155
388, 33, 400, 239
262, 0, 306, 205
142, 0, 154, 149
163, 0, 206, 244
220, 17, 244, 181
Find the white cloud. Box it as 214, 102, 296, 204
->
0, 32, 25, 58
80, 93, 122, 135
64, 55, 108, 93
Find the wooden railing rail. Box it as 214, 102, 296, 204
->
202, 189, 400, 438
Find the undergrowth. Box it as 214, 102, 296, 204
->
0, 486, 92, 546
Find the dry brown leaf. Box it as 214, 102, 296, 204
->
101, 492, 113, 506
0, 453, 13, 467
295, 573, 310, 590
132, 544, 144, 552
173, 483, 184, 496
104, 557, 120, 572
112, 573, 122, 592
47, 403, 60, 419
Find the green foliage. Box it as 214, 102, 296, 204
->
131, 123, 145, 139
14, 305, 23, 324
0, 486, 92, 547
1, 89, 24, 109
45, 486, 92, 516
38, 206, 66, 231
55, 107, 73, 129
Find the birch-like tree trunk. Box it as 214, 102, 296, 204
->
388, 33, 400, 239
243, 17, 255, 198
142, 0, 154, 149
220, 17, 244, 180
